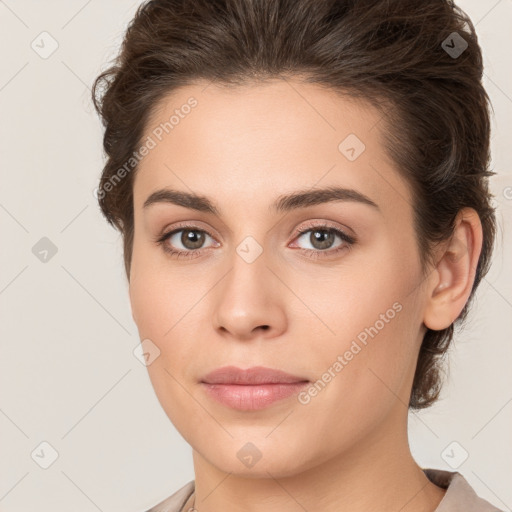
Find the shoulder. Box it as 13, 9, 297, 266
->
424, 468, 504, 512
143, 471, 504, 512
144, 480, 195, 512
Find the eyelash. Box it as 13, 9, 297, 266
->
154, 221, 356, 261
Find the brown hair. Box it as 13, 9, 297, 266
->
92, 0, 496, 409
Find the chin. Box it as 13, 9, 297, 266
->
192, 434, 318, 479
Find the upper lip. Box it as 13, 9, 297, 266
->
201, 366, 309, 385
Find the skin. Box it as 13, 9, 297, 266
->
128, 78, 483, 512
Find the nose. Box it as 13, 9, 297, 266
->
212, 247, 287, 342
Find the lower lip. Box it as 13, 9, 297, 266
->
201, 382, 309, 410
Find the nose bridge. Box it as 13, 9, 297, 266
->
221, 236, 271, 314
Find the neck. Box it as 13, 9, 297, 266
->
189, 407, 445, 512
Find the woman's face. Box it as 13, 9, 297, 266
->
129, 79, 431, 477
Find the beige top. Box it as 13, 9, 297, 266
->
146, 468, 503, 512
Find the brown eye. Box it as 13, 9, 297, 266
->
295, 227, 350, 252
180, 229, 206, 250
160, 227, 216, 254
305, 229, 336, 250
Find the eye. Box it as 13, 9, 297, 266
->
290, 222, 356, 259
155, 224, 218, 259
154, 221, 356, 260
168, 229, 212, 250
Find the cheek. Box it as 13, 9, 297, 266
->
128, 251, 213, 382
290, 249, 412, 345
298, 242, 422, 398
129, 242, 196, 340
129, 264, 201, 426
306, 280, 413, 388
292, 288, 420, 456
129, 274, 169, 340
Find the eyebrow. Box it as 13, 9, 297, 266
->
143, 186, 380, 215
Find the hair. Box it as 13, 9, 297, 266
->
92, 0, 496, 409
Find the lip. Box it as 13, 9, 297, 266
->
201, 365, 308, 385
200, 366, 309, 411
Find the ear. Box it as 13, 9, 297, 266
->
423, 208, 483, 331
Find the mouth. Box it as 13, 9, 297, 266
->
200, 366, 310, 411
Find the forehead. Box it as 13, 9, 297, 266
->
132, 79, 412, 220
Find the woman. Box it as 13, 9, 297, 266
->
92, 0, 501, 510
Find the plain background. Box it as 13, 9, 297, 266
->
0, 1, 511, 510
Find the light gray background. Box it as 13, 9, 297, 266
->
0, 1, 511, 510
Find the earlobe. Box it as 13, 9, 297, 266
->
423, 208, 483, 331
